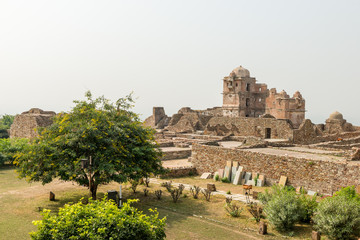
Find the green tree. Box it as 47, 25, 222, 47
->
0, 138, 29, 165
15, 92, 164, 199
0, 114, 15, 130
30, 198, 166, 240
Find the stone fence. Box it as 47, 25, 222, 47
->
191, 144, 360, 195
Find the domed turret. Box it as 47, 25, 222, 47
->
329, 111, 344, 121
231, 65, 250, 78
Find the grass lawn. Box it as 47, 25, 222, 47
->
0, 165, 316, 240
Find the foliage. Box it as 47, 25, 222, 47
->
334, 186, 360, 202
14, 92, 164, 199
214, 174, 219, 181
226, 190, 231, 195
201, 189, 211, 201
221, 177, 230, 183
298, 192, 318, 223
254, 176, 258, 186
263, 185, 302, 232
247, 202, 263, 222
30, 198, 166, 240
225, 202, 243, 217
161, 181, 172, 193
0, 138, 29, 165
155, 190, 162, 200
130, 179, 139, 193
190, 186, 201, 199
313, 195, 360, 240
170, 188, 181, 203
178, 184, 185, 195
0, 114, 15, 130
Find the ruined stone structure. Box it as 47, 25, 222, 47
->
222, 66, 305, 128
10, 108, 56, 139
144, 107, 170, 129
323, 111, 355, 134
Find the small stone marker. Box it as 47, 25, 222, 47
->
259, 221, 267, 235
200, 172, 212, 179
218, 169, 224, 178
224, 166, 231, 180
256, 179, 264, 187
231, 166, 238, 182
311, 230, 321, 240
308, 190, 317, 196
49, 191, 55, 201
213, 172, 219, 180
207, 183, 216, 192
279, 176, 287, 186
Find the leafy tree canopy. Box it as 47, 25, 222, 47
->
15, 91, 164, 198
0, 114, 15, 130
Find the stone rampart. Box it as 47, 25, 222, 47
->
191, 144, 360, 195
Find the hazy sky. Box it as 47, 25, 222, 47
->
1, 0, 360, 125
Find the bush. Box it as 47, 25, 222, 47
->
214, 174, 219, 181
0, 138, 29, 165
225, 202, 243, 217
264, 186, 302, 232
30, 198, 166, 240
221, 177, 230, 183
298, 192, 318, 223
314, 187, 360, 240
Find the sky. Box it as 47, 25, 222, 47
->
1, 0, 359, 125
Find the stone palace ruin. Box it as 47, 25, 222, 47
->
145, 65, 360, 195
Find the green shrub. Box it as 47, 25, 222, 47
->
0, 138, 29, 165
314, 195, 360, 240
221, 177, 230, 183
298, 192, 318, 223
226, 190, 231, 195
214, 174, 219, 181
264, 186, 302, 232
334, 186, 360, 202
224, 202, 243, 217
30, 198, 166, 240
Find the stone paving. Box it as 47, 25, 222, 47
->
244, 147, 345, 162
150, 178, 258, 204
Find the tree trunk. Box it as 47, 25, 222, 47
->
90, 183, 98, 200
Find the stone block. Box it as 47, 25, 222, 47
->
279, 176, 287, 186
308, 190, 317, 196
207, 183, 216, 192
247, 179, 255, 186
311, 231, 321, 240
258, 174, 265, 181
233, 161, 239, 168
49, 191, 55, 201
224, 166, 231, 180
259, 221, 267, 235
226, 160, 232, 168
231, 166, 238, 182
244, 172, 252, 183
256, 179, 264, 187
200, 172, 212, 179
218, 169, 224, 178
232, 170, 244, 185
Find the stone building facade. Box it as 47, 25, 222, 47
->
10, 108, 56, 139
222, 65, 305, 128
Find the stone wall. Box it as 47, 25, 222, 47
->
10, 108, 56, 139
161, 149, 192, 160
204, 116, 293, 139
160, 166, 197, 178
191, 144, 360, 195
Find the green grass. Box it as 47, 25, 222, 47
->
0, 165, 316, 239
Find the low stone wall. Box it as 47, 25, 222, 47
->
161, 149, 191, 160
160, 167, 197, 178
191, 144, 360, 195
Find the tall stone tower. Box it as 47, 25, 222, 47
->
222, 66, 268, 117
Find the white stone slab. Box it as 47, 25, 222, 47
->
307, 190, 317, 196
232, 170, 244, 185
200, 172, 212, 179
224, 166, 231, 180
256, 179, 264, 187
231, 166, 238, 182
